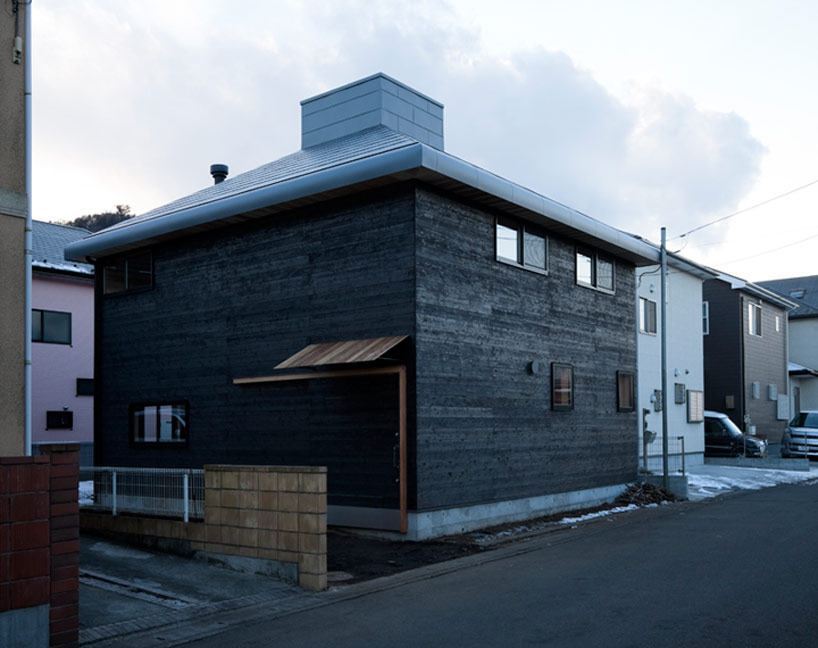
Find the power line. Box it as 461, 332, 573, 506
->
718, 231, 818, 266
673, 177, 818, 240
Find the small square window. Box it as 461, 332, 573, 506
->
104, 251, 153, 295
617, 371, 634, 412
46, 411, 73, 430
76, 378, 94, 396
552, 363, 574, 411
576, 248, 614, 292
495, 218, 547, 273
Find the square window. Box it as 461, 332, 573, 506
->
576, 249, 614, 292
552, 363, 574, 411
496, 218, 547, 273
104, 252, 153, 295
32, 309, 71, 344
617, 371, 634, 412
76, 378, 94, 396
46, 410, 73, 430
130, 402, 188, 444
639, 298, 657, 335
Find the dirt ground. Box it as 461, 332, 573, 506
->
326, 483, 674, 583
326, 502, 618, 584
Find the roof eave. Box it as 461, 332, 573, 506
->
65, 142, 660, 266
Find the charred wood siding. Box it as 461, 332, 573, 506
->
96, 189, 417, 509
413, 188, 638, 511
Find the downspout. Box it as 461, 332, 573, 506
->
23, 0, 32, 455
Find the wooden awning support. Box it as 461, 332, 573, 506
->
233, 364, 408, 534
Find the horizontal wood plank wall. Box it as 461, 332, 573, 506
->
97, 188, 417, 510
413, 188, 638, 511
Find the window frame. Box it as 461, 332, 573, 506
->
129, 401, 189, 446
702, 301, 709, 335
748, 302, 762, 337
575, 247, 615, 294
103, 251, 154, 296
46, 410, 73, 430
639, 297, 657, 335
31, 309, 72, 345
551, 363, 574, 411
495, 217, 548, 275
616, 371, 635, 412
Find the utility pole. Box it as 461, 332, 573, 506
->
661, 227, 669, 489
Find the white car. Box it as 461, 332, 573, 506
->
781, 410, 818, 459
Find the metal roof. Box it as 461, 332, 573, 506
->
275, 335, 409, 369
32, 221, 93, 276
712, 271, 798, 311
65, 125, 661, 267
757, 275, 818, 319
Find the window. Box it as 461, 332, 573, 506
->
576, 248, 614, 292
552, 363, 574, 410
76, 378, 94, 396
674, 383, 686, 405
702, 301, 709, 335
130, 402, 188, 444
789, 289, 805, 299
639, 298, 657, 334
775, 315, 780, 332
495, 218, 547, 272
46, 411, 73, 430
748, 302, 762, 336
617, 371, 634, 412
687, 390, 704, 423
104, 251, 153, 295
32, 309, 71, 344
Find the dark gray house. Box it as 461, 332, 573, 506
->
703, 272, 795, 440
66, 74, 660, 539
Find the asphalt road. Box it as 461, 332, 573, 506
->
184, 479, 818, 648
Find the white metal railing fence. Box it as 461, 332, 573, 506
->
80, 467, 204, 522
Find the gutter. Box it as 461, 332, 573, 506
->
66, 143, 661, 267
24, 2, 32, 455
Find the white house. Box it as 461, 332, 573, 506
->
636, 251, 716, 472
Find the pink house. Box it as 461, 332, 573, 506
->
31, 221, 94, 463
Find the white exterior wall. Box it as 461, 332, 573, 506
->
790, 318, 818, 411
636, 267, 706, 471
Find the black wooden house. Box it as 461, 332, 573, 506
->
67, 74, 660, 539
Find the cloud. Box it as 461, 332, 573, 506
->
33, 0, 765, 246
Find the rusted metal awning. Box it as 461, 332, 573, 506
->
274, 335, 408, 369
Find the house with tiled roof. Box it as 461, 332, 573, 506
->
758, 274, 818, 413
32, 220, 94, 462
66, 73, 663, 540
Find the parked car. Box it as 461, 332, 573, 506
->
704, 410, 768, 458
780, 410, 818, 459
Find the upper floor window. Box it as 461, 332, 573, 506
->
104, 251, 153, 295
748, 302, 762, 337
495, 217, 547, 273
639, 297, 657, 335
32, 309, 71, 345
702, 301, 709, 335
576, 248, 614, 293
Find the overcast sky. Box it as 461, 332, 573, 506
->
33, 0, 818, 282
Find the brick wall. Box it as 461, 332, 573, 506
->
81, 465, 327, 591
0, 445, 79, 648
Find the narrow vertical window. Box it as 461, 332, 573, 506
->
552, 363, 574, 411
702, 301, 709, 335
496, 221, 520, 264
617, 371, 634, 412
639, 298, 657, 334
576, 251, 594, 286
748, 303, 762, 337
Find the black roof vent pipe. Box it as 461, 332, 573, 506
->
210, 164, 229, 184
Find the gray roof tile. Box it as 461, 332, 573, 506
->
757, 275, 818, 318
33, 221, 93, 275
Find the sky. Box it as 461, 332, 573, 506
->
32, 0, 818, 282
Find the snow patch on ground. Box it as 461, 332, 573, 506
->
687, 465, 818, 501
79, 480, 94, 506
